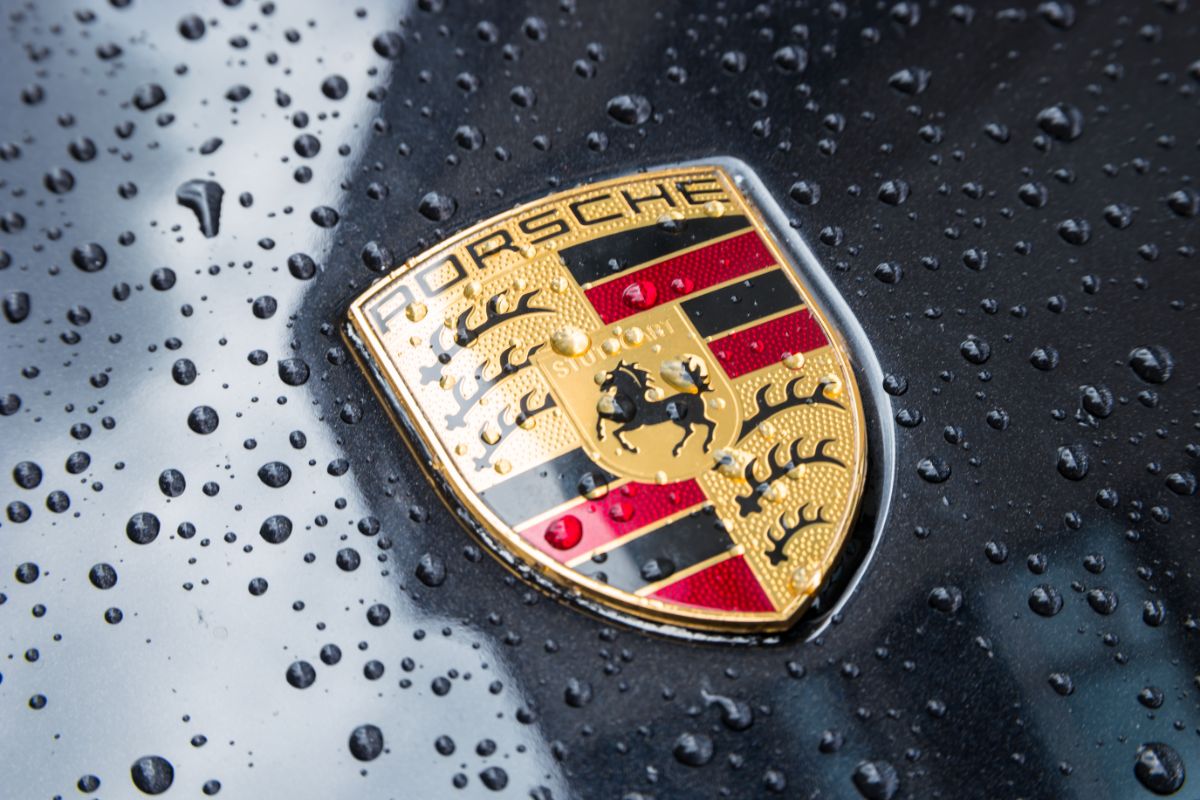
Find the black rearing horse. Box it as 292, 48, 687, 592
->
596, 360, 717, 457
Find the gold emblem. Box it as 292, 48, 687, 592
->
347, 165, 866, 633
533, 305, 741, 484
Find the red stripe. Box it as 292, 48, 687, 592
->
706, 308, 826, 379
583, 230, 775, 324
517, 479, 707, 564
650, 554, 775, 612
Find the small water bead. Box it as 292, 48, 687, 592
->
621, 280, 657, 310
89, 563, 117, 589
672, 732, 715, 767
415, 553, 446, 587
851, 761, 899, 800
418, 192, 457, 222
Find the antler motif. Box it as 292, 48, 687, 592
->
419, 289, 550, 383
455, 289, 549, 347
738, 377, 844, 440
734, 437, 844, 517
473, 390, 556, 470
765, 504, 829, 565
419, 327, 455, 384
443, 342, 546, 429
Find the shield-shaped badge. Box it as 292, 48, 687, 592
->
347, 165, 866, 633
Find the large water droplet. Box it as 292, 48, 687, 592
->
1134, 742, 1186, 795
176, 179, 224, 238
130, 755, 174, 795
606, 94, 652, 125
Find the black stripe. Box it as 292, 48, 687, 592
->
480, 448, 616, 526
680, 268, 799, 338
575, 506, 733, 593
559, 215, 750, 286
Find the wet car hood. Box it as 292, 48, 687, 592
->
1, 1, 1197, 798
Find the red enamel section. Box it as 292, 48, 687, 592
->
583, 230, 775, 324
517, 479, 707, 564
650, 554, 775, 613
707, 308, 826, 379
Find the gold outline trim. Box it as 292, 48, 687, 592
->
346, 165, 868, 634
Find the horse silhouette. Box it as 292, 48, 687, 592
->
596, 360, 717, 457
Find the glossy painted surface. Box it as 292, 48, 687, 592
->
1, 1, 1197, 798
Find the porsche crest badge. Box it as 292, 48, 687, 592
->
347, 165, 867, 633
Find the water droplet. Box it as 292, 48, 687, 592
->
1048, 672, 1074, 696
1028, 584, 1064, 617
126, 512, 160, 545
360, 241, 394, 272
673, 732, 714, 767
416, 553, 446, 587
878, 179, 910, 206
259, 515, 292, 544
1134, 742, 1186, 795
131, 83, 167, 111
1166, 188, 1198, 218
928, 585, 964, 615
1056, 218, 1091, 245
286, 660, 316, 689
659, 355, 706, 394
1036, 103, 1084, 141
621, 280, 657, 310
257, 461, 292, 488
916, 457, 950, 483
3, 291, 29, 324
321, 75, 349, 100
1056, 445, 1089, 480
888, 67, 930, 95
564, 677, 593, 707
606, 94, 652, 125
418, 191, 456, 222
851, 760, 899, 799
479, 766, 509, 791
71, 242, 108, 272
178, 14, 206, 40
175, 179, 224, 238
545, 516, 583, 550
782, 351, 805, 370
1129, 345, 1173, 384
551, 326, 590, 357
1086, 587, 1119, 615
789, 181, 821, 206
348, 724, 384, 762
130, 755, 174, 795
187, 405, 220, 434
